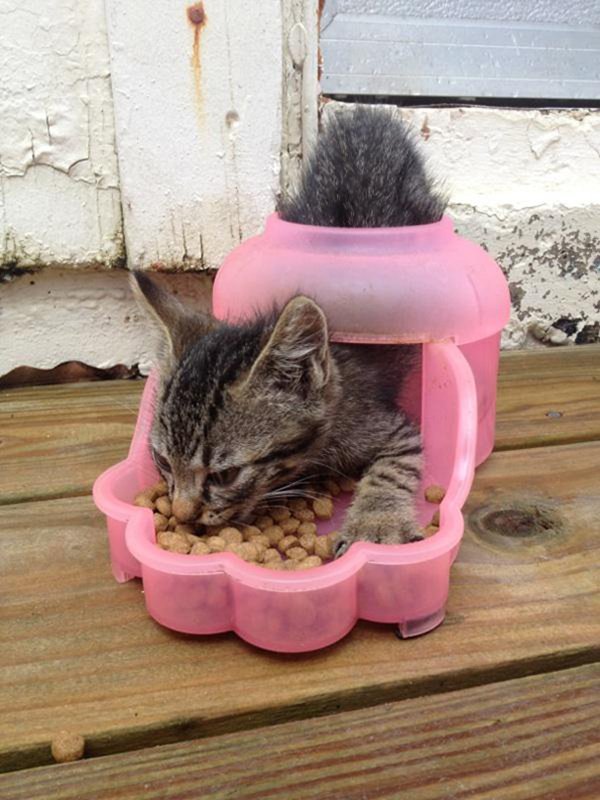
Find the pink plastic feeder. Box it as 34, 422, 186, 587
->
94, 214, 510, 653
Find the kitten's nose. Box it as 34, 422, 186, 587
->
172, 494, 196, 522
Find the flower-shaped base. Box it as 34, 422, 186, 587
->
93, 342, 477, 653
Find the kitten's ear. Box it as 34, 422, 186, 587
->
130, 271, 215, 369
246, 296, 331, 395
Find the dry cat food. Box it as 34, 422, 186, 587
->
134, 477, 446, 567
50, 731, 85, 763
134, 477, 350, 570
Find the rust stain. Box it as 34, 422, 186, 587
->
187, 3, 207, 117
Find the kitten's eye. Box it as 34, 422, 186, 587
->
211, 466, 241, 486
152, 449, 172, 475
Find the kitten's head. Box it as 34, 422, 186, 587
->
131, 273, 338, 525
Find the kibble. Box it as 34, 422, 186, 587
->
297, 521, 317, 537
287, 546, 308, 561
263, 525, 285, 546
278, 535, 299, 554
155, 496, 172, 517
135, 474, 360, 569
313, 497, 334, 520
190, 540, 211, 555
314, 534, 334, 560
255, 515, 274, 531
156, 531, 190, 554
207, 535, 226, 552
297, 556, 323, 570
220, 527, 243, 545
295, 507, 315, 523
154, 513, 169, 532
425, 484, 446, 504
298, 532, 317, 553
280, 517, 301, 535
51, 731, 85, 763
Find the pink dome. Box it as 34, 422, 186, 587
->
213, 214, 510, 345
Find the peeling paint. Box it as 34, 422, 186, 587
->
107, 0, 283, 270
0, 0, 123, 267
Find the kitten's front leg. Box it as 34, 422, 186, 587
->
332, 422, 423, 558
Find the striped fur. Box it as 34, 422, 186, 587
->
133, 106, 445, 555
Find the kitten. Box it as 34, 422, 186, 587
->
132, 105, 445, 556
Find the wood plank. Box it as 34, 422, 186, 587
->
1, 345, 599, 505
1, 440, 599, 772
0, 381, 143, 505
2, 665, 598, 800
495, 344, 600, 451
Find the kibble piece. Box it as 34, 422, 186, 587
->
156, 531, 191, 554
431, 509, 441, 527
248, 533, 270, 549
283, 559, 302, 570
288, 498, 308, 512
314, 535, 333, 560
206, 535, 226, 552
280, 517, 300, 535
239, 542, 259, 561
270, 506, 291, 522
286, 546, 308, 561
338, 477, 356, 493
263, 525, 285, 546
423, 524, 439, 537
220, 527, 243, 545
255, 515, 274, 531
295, 508, 315, 523
153, 513, 169, 532
185, 532, 204, 546
175, 523, 194, 536
241, 525, 263, 540
298, 532, 317, 553
324, 479, 341, 496
134, 491, 155, 509
278, 535, 299, 554
51, 731, 85, 763
263, 560, 285, 570
425, 484, 446, 504
297, 521, 317, 537
297, 555, 323, 570
190, 540, 211, 555
168, 515, 178, 530
263, 548, 282, 563
153, 480, 169, 497
313, 497, 334, 520
155, 496, 172, 517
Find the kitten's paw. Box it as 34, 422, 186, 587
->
333, 515, 423, 559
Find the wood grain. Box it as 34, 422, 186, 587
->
495, 345, 600, 451
2, 665, 598, 800
1, 346, 599, 505
0, 381, 143, 504
1, 440, 599, 772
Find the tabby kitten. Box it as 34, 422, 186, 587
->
133, 105, 445, 556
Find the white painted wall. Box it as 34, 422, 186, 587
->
362, 103, 600, 349
106, 0, 283, 270
0, 0, 123, 268
0, 269, 213, 376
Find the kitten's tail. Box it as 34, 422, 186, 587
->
277, 104, 446, 228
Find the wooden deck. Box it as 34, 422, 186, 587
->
1, 346, 599, 798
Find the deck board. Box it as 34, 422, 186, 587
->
2, 665, 598, 799
1, 440, 599, 772
1, 346, 599, 506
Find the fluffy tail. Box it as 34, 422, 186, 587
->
277, 105, 446, 228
